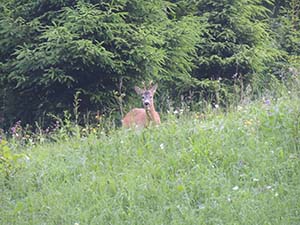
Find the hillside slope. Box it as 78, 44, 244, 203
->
1, 96, 300, 225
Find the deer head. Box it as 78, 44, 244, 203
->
122, 83, 160, 128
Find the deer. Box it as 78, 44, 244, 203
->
122, 83, 161, 128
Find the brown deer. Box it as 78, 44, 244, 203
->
122, 83, 161, 128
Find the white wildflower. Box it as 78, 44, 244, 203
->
24, 155, 30, 162
232, 186, 239, 191
198, 203, 205, 209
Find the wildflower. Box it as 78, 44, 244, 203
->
232, 73, 238, 79
237, 106, 243, 111
253, 178, 259, 182
11, 126, 16, 134
198, 203, 205, 209
232, 186, 239, 191
160, 143, 165, 150
52, 121, 60, 131
244, 120, 252, 126
95, 114, 102, 121
24, 155, 30, 162
264, 99, 271, 106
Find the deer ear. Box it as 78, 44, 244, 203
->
150, 84, 158, 93
134, 86, 144, 95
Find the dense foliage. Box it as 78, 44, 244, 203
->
0, 0, 299, 127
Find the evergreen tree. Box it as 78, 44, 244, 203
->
272, 0, 300, 67
194, 0, 279, 81
0, 0, 200, 127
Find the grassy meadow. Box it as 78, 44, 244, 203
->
1, 92, 300, 224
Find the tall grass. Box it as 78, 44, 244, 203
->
1, 86, 300, 224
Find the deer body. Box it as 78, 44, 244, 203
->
122, 84, 160, 128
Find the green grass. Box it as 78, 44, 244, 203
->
1, 95, 300, 225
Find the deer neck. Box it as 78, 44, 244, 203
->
145, 104, 156, 122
